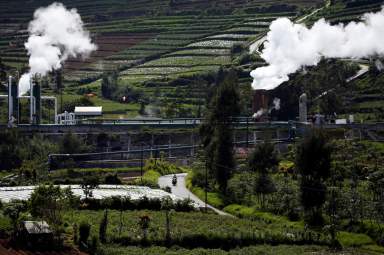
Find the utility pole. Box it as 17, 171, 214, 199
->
205, 160, 208, 213
246, 117, 249, 148
140, 143, 144, 181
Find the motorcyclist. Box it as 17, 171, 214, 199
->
172, 174, 177, 186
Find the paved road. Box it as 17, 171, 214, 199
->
158, 173, 232, 216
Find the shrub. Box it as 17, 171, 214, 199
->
144, 158, 182, 175
104, 174, 122, 184
337, 231, 374, 247
136, 170, 161, 188
79, 221, 91, 246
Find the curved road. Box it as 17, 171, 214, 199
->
158, 173, 232, 216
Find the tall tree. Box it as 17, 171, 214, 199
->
249, 142, 278, 208
296, 130, 332, 226
29, 185, 77, 237
200, 68, 240, 193
0, 129, 24, 170
101, 71, 118, 100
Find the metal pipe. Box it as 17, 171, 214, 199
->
0, 94, 57, 124
8, 76, 12, 121
30, 77, 33, 124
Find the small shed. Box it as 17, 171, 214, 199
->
20, 221, 53, 248
74, 106, 103, 117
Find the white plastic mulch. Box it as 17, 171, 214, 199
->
0, 185, 180, 203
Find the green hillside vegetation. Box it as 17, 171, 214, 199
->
1, 0, 384, 121
0, 0, 324, 119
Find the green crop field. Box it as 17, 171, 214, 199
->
1, 0, 383, 120
0, 0, 325, 119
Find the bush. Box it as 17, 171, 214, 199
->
136, 170, 161, 188
79, 221, 91, 245
186, 175, 224, 209
144, 158, 182, 175
337, 231, 374, 247
227, 173, 255, 205
79, 196, 195, 212
104, 174, 122, 184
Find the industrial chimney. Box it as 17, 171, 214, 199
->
8, 76, 19, 124
30, 76, 42, 125
299, 93, 307, 122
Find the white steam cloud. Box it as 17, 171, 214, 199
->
251, 8, 384, 90
252, 97, 281, 118
18, 2, 97, 96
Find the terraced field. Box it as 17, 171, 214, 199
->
0, 0, 324, 118
302, 0, 384, 122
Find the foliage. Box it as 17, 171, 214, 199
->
79, 221, 91, 245
29, 185, 79, 233
0, 130, 24, 170
296, 130, 332, 226
81, 176, 100, 200
200, 68, 240, 193
161, 196, 173, 242
97, 244, 329, 255
186, 173, 225, 208
64, 209, 329, 249
144, 158, 183, 176
62, 96, 94, 112
3, 201, 26, 238
136, 170, 161, 188
104, 174, 122, 184
59, 132, 91, 154
101, 71, 118, 100
249, 143, 279, 208
99, 209, 108, 243
337, 232, 373, 248
319, 90, 342, 116
226, 172, 255, 205
80, 196, 194, 212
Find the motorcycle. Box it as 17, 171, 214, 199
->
172, 175, 177, 186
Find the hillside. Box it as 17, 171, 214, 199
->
0, 0, 323, 120
1, 0, 384, 121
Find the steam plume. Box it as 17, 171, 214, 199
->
18, 2, 96, 95
251, 8, 384, 90
252, 97, 281, 118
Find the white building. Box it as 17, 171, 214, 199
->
74, 106, 103, 117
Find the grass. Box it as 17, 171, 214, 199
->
63, 208, 328, 248
223, 204, 303, 229
99, 244, 327, 255
134, 170, 160, 188
50, 167, 141, 177
185, 173, 225, 209
337, 232, 374, 247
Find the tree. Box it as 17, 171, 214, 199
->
200, 68, 240, 193
101, 71, 118, 100
59, 132, 89, 154
99, 209, 108, 243
81, 176, 100, 200
319, 91, 342, 116
0, 129, 24, 170
29, 185, 76, 237
79, 221, 91, 247
161, 196, 173, 243
296, 130, 332, 226
3, 201, 25, 239
138, 214, 150, 242
249, 142, 278, 208
227, 172, 254, 205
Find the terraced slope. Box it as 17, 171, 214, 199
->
0, 0, 323, 119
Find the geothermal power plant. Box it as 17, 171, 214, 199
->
2, 76, 57, 126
